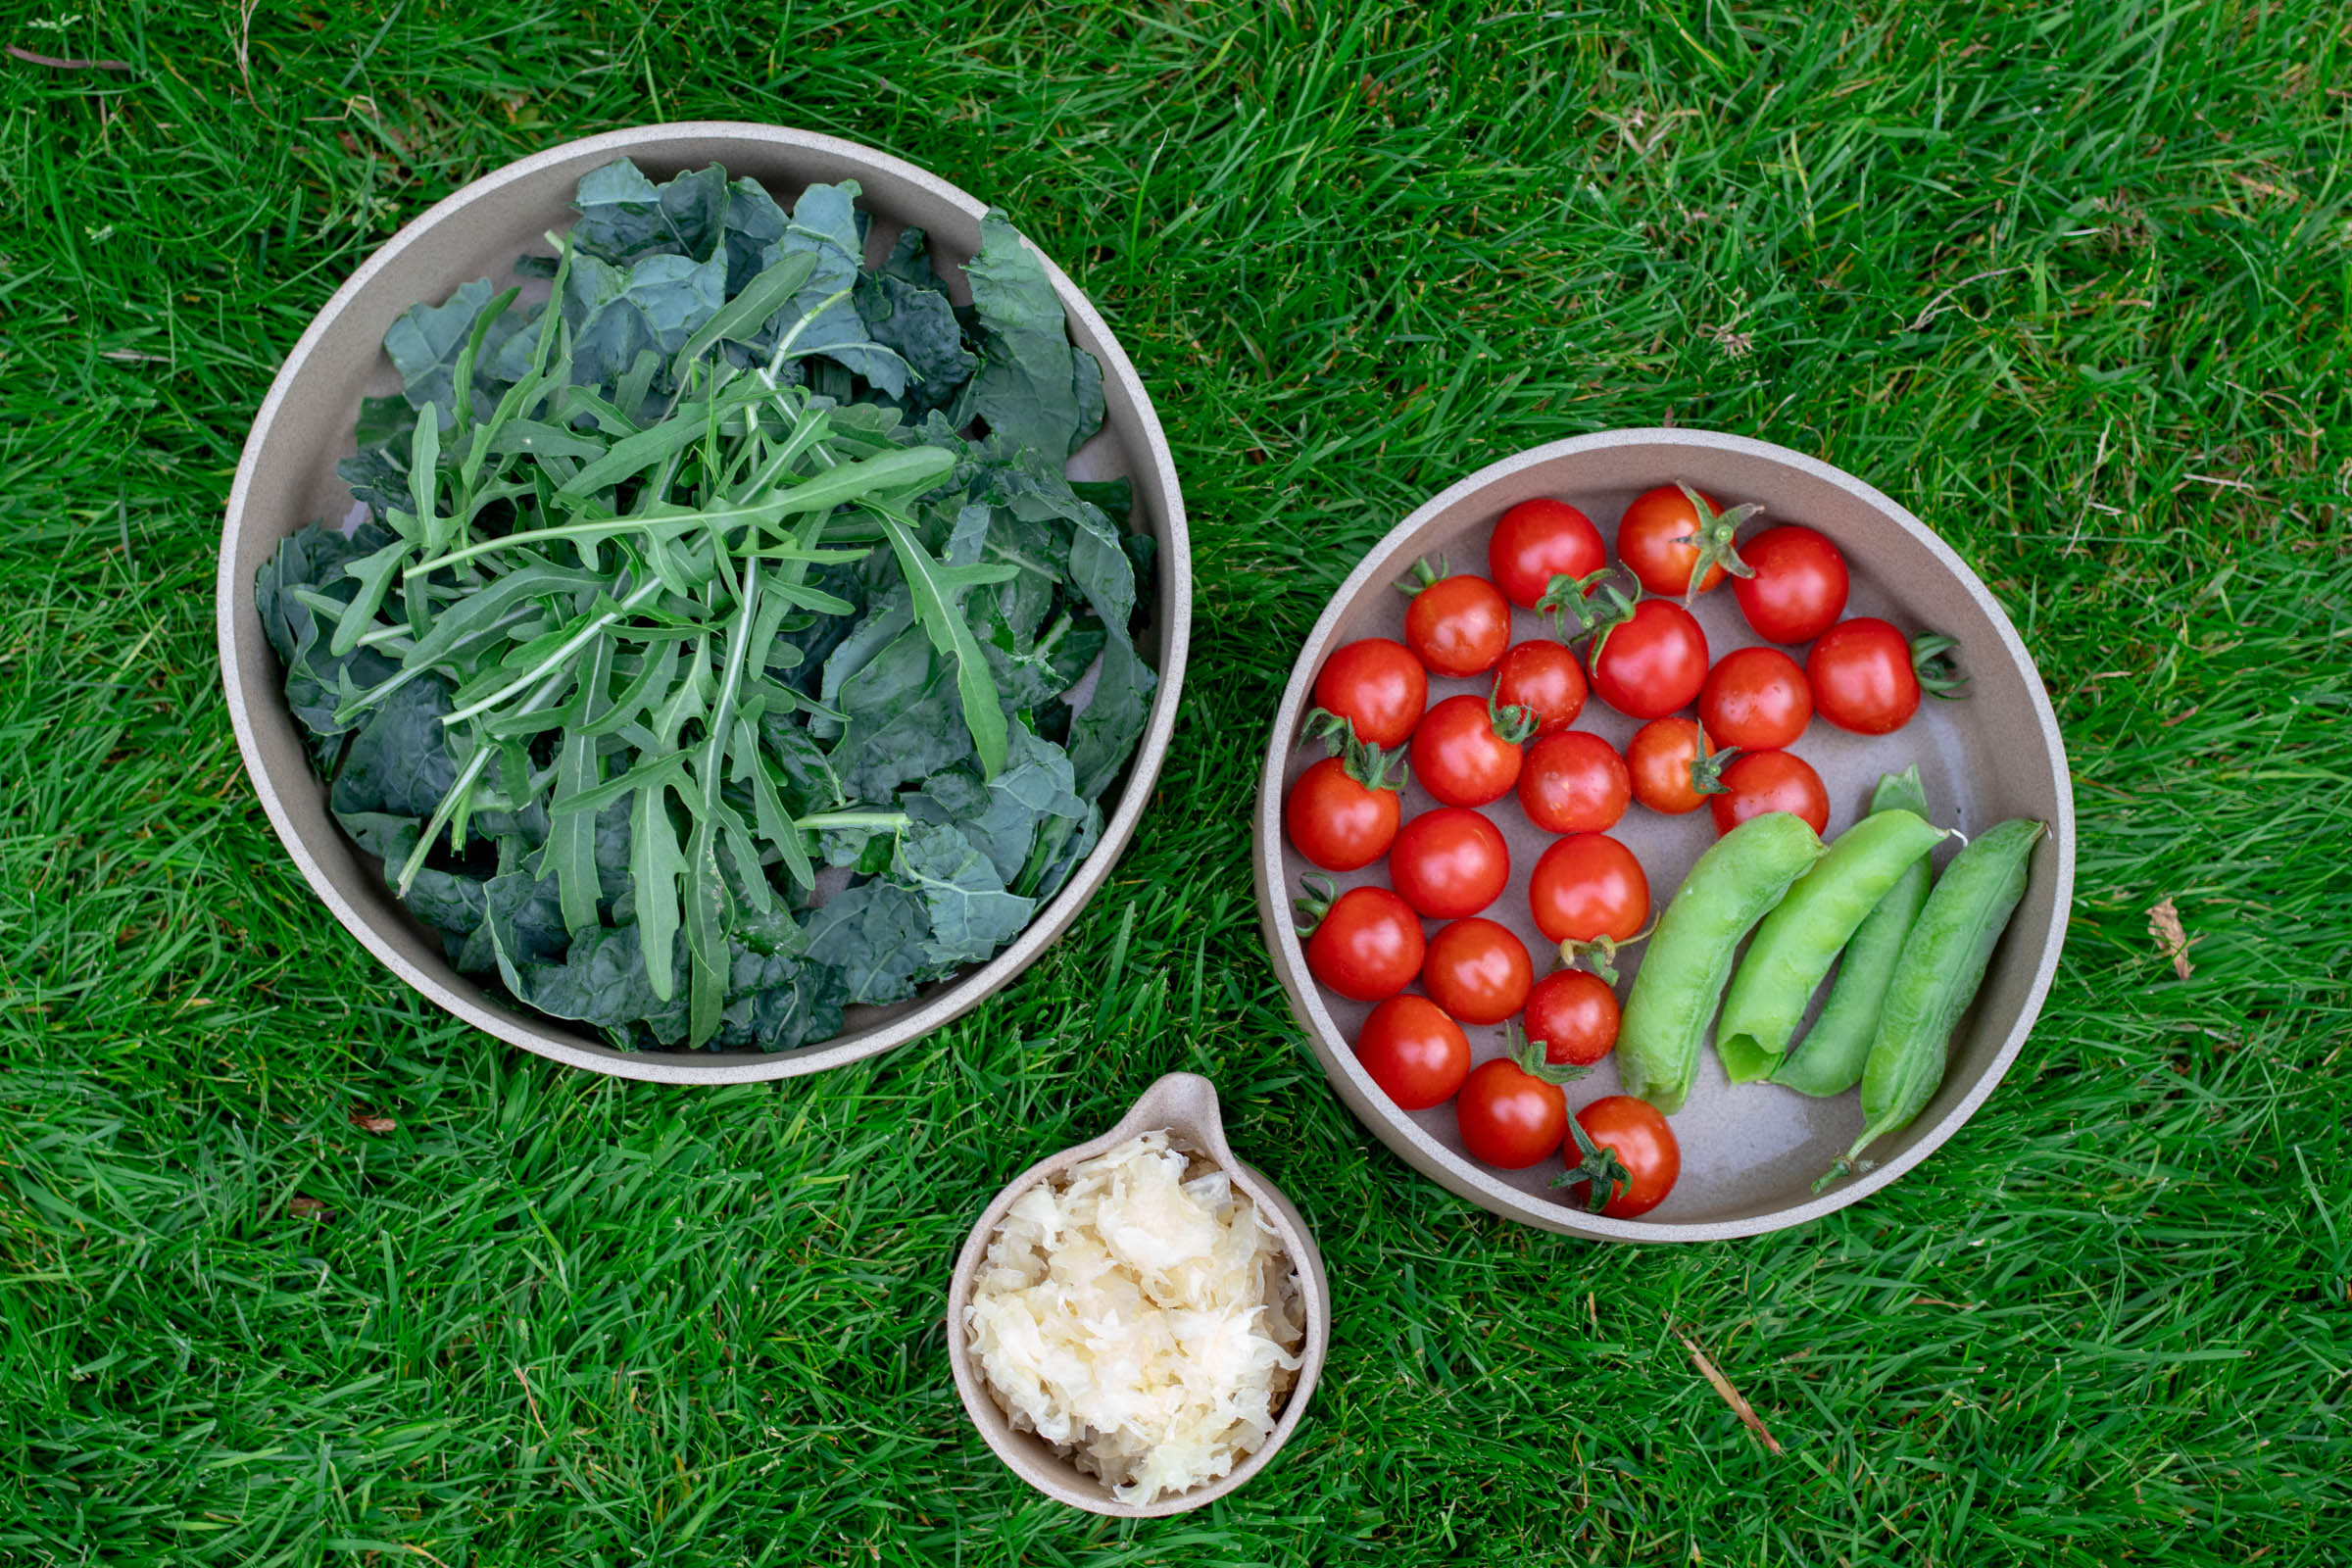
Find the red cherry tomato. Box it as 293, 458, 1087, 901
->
1312, 638, 1428, 749
1455, 1058, 1568, 1169
1522, 968, 1621, 1066
1806, 616, 1923, 735
1615, 484, 1749, 599
1624, 717, 1730, 815
1488, 498, 1605, 609
1302, 885, 1426, 1002
1420, 917, 1534, 1026
1516, 731, 1631, 835
1562, 1096, 1681, 1218
1698, 646, 1813, 752
1732, 524, 1848, 644
1402, 568, 1512, 677
1413, 694, 1532, 808
1492, 640, 1587, 734
1283, 755, 1403, 872
1590, 600, 1709, 720
1355, 995, 1471, 1110
1388, 808, 1510, 919
1528, 834, 1650, 944
1709, 750, 1830, 837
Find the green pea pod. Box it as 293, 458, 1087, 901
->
1774, 766, 1934, 1097
1821, 816, 2047, 1188
1716, 807, 1949, 1081
1620, 811, 1824, 1114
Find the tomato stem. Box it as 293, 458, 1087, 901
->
1486, 694, 1540, 746
1911, 632, 1969, 699
1292, 872, 1340, 935
1553, 1114, 1634, 1214
1392, 554, 1451, 597
1557, 926, 1648, 986
1671, 482, 1762, 604
1688, 727, 1739, 798
1540, 565, 1638, 660
1504, 1019, 1592, 1085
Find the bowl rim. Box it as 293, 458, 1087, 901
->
944, 1072, 1331, 1517
218, 122, 1192, 1083
1251, 427, 2075, 1241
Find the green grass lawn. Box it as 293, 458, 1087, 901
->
5, 2, 2350, 1562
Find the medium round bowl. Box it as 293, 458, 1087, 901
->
946, 1073, 1330, 1517
219, 122, 1191, 1083
1253, 430, 2073, 1241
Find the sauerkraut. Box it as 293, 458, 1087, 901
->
964, 1131, 1305, 1504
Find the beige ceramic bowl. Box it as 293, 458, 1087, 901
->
946, 1073, 1331, 1517
218, 123, 1190, 1083
1253, 430, 2074, 1242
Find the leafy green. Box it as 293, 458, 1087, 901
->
254, 158, 1154, 1053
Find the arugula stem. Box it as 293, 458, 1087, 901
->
793, 810, 910, 833
440, 576, 663, 728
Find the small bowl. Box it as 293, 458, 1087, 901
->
217, 122, 1191, 1083
1252, 429, 2075, 1242
945, 1073, 1331, 1517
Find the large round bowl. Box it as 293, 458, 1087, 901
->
1253, 431, 2072, 1241
220, 123, 1191, 1083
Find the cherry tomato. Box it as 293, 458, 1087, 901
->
1455, 1058, 1568, 1169
1488, 498, 1605, 609
1615, 484, 1752, 599
1528, 833, 1649, 944
1312, 638, 1428, 748
1732, 523, 1848, 644
1516, 731, 1631, 835
1284, 756, 1402, 872
1302, 884, 1426, 1002
1806, 616, 1924, 735
1709, 750, 1830, 837
1561, 1096, 1681, 1218
1401, 566, 1512, 677
1522, 968, 1621, 1066
1355, 995, 1471, 1110
1413, 694, 1533, 808
1492, 640, 1587, 734
1388, 808, 1510, 918
1624, 717, 1731, 815
1589, 600, 1708, 720
1421, 917, 1534, 1025
1698, 646, 1813, 752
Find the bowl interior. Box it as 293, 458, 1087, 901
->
945, 1074, 1330, 1517
220, 124, 1189, 1082
1257, 432, 2072, 1240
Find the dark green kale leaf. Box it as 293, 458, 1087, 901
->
382, 278, 526, 430
950, 214, 1106, 461
1065, 630, 1156, 800
855, 270, 976, 407
895, 821, 1036, 966
804, 880, 930, 1004
563, 249, 729, 390
331, 675, 461, 822
828, 626, 974, 801
569, 159, 728, 266
765, 181, 909, 397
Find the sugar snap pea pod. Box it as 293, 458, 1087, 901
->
1620, 811, 1824, 1114
1819, 816, 2047, 1189
1715, 807, 1949, 1082
1774, 766, 1935, 1097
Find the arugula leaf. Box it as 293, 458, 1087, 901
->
872, 510, 1016, 777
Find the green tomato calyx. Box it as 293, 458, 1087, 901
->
1671, 482, 1762, 603
1554, 1114, 1635, 1214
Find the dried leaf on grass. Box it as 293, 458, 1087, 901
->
349, 1110, 398, 1133
1671, 1323, 1783, 1454
285, 1196, 330, 1220
2148, 897, 2194, 979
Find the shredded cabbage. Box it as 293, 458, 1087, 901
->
966, 1130, 1305, 1504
